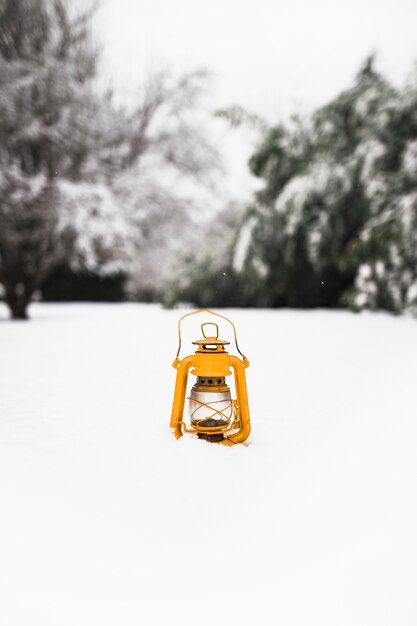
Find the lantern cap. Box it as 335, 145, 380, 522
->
192, 337, 230, 346
192, 322, 230, 347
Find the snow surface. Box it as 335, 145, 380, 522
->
1, 303, 416, 626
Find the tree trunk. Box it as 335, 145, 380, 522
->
5, 289, 30, 320
10, 300, 29, 320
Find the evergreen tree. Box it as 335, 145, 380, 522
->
170, 58, 417, 314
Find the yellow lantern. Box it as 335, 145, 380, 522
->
170, 309, 251, 445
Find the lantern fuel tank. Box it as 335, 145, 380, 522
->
170, 309, 251, 445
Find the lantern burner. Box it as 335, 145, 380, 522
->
196, 376, 227, 386
197, 431, 226, 443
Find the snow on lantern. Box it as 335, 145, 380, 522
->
170, 309, 251, 445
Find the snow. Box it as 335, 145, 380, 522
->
57, 180, 134, 275
233, 217, 256, 272
274, 161, 350, 235
402, 139, 417, 177
1, 303, 417, 626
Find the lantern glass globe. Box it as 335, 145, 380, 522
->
189, 388, 233, 425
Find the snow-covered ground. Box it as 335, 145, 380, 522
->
0, 303, 416, 626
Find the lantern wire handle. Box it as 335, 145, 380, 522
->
173, 309, 249, 367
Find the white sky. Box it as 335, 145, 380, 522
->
94, 0, 417, 204
96, 0, 417, 121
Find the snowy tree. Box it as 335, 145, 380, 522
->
162, 201, 244, 307
0, 0, 219, 318
109, 70, 219, 302
0, 0, 112, 318
172, 58, 417, 313
342, 75, 417, 315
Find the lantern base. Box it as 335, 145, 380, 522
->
197, 432, 225, 443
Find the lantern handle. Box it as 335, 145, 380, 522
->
173, 309, 249, 368
201, 322, 219, 339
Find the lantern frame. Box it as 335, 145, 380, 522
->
170, 309, 251, 446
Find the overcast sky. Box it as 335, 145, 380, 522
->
94, 0, 417, 203
96, 0, 417, 122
